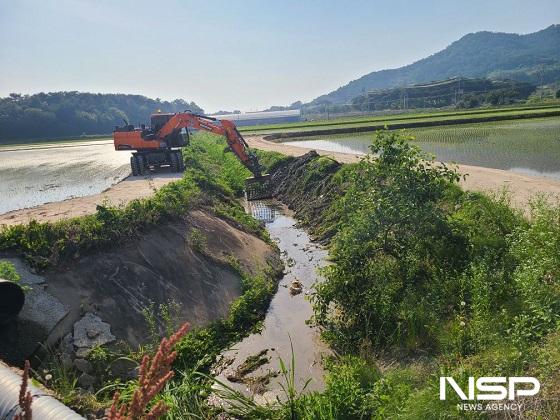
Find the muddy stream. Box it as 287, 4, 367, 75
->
213, 200, 331, 403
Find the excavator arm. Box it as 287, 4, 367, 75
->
156, 112, 271, 199
156, 112, 264, 178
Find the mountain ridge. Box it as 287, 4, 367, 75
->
312, 24, 560, 105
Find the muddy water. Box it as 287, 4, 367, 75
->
214, 200, 330, 401
0, 140, 131, 214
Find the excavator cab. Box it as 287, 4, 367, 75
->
150, 113, 174, 131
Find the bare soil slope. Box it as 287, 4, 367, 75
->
0, 209, 282, 363
45, 209, 281, 348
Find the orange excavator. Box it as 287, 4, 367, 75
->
113, 111, 271, 200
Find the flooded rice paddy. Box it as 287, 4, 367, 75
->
0, 140, 131, 213
284, 118, 560, 180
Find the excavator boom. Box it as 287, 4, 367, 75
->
113, 111, 272, 200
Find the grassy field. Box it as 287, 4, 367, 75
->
239, 104, 560, 135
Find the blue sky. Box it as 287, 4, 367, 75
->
0, 0, 558, 112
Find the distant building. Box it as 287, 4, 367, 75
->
209, 109, 302, 126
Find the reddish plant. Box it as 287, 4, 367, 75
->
15, 360, 33, 420
108, 323, 190, 420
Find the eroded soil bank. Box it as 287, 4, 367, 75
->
0, 208, 282, 366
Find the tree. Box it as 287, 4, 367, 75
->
313, 130, 463, 351
0, 92, 204, 142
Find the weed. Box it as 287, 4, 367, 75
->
189, 228, 207, 253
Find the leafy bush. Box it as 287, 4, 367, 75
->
0, 260, 20, 282
508, 197, 560, 344
313, 130, 465, 351
310, 130, 558, 361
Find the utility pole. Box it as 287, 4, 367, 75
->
538, 65, 545, 100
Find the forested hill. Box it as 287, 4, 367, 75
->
0, 92, 203, 141
312, 24, 560, 105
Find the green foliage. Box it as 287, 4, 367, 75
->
0, 260, 20, 282
272, 129, 560, 417
311, 130, 560, 360
314, 130, 464, 351
0, 92, 203, 141
189, 228, 207, 253
183, 132, 251, 197
0, 260, 30, 292
508, 197, 560, 344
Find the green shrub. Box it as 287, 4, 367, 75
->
313, 130, 465, 351
508, 197, 560, 344
0, 260, 20, 282
254, 149, 293, 173
189, 228, 207, 252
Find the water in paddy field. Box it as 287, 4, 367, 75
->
0, 140, 131, 214
213, 200, 330, 403
284, 118, 560, 180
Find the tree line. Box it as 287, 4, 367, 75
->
0, 92, 203, 142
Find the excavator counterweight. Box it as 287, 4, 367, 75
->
113, 111, 272, 200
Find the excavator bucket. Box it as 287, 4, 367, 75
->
245, 174, 273, 201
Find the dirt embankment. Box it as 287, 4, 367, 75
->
247, 136, 560, 213
0, 209, 282, 365
269, 151, 342, 241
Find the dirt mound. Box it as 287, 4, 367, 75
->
270, 151, 344, 241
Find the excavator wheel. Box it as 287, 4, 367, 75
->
170, 151, 180, 172
245, 174, 273, 201
137, 154, 148, 175
130, 155, 140, 176
169, 150, 185, 173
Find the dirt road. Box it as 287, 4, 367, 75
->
0, 173, 182, 226
246, 135, 560, 212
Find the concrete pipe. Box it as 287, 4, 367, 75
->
0, 279, 24, 325
0, 361, 84, 419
